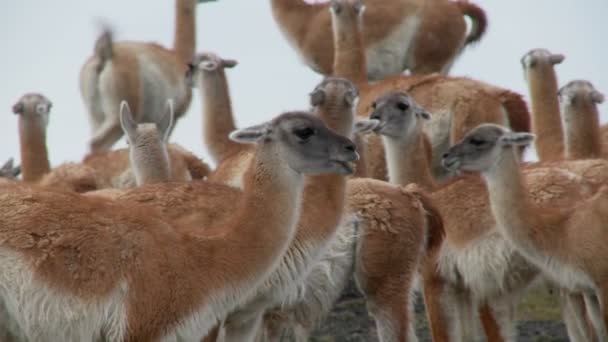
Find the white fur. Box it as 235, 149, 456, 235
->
0, 248, 128, 342
366, 14, 421, 80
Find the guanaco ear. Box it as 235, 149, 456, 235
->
591, 90, 605, 104
1, 159, 14, 173
354, 119, 380, 133
229, 123, 269, 144
500, 132, 535, 147
222, 59, 238, 68
549, 54, 565, 65
0, 158, 20, 178
309, 88, 326, 107
158, 99, 175, 142
12, 101, 24, 115
119, 101, 138, 142
417, 110, 431, 120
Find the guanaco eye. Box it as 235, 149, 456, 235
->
397, 102, 409, 111
371, 102, 377, 109
469, 138, 485, 146
294, 127, 315, 140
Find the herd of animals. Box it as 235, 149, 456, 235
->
1, 0, 607, 341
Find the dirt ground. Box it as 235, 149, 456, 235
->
303, 279, 569, 342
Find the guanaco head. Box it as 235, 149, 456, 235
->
12, 93, 52, 127
310, 77, 359, 109
442, 124, 535, 173
520, 49, 564, 77
330, 0, 365, 29
120, 100, 174, 185
0, 158, 21, 179
354, 92, 431, 138
229, 112, 359, 175
186, 52, 238, 87
558, 80, 605, 109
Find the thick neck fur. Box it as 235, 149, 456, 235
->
130, 140, 171, 186
332, 13, 368, 88
200, 69, 241, 163
563, 103, 602, 159
482, 149, 554, 253
382, 126, 436, 191
526, 66, 564, 161
18, 116, 51, 182
173, 0, 197, 64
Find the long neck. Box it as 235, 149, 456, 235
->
201, 143, 303, 287
332, 14, 368, 88
199, 69, 241, 163
382, 129, 436, 191
130, 144, 171, 185
18, 117, 50, 182
173, 0, 197, 64
526, 66, 564, 161
482, 149, 552, 254
563, 103, 602, 159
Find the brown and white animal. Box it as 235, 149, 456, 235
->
329, 0, 529, 181
0, 111, 358, 341
521, 48, 566, 161
79, 0, 211, 152
270, 0, 486, 80
559, 80, 605, 160
11, 93, 101, 192
443, 124, 608, 341
355, 92, 599, 341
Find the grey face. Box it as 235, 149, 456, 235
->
368, 92, 430, 138
442, 124, 534, 173
520, 48, 565, 70
186, 52, 238, 87
309, 77, 359, 108
330, 0, 364, 16
230, 112, 359, 175
558, 80, 605, 107
12, 93, 52, 127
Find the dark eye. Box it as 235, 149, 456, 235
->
469, 138, 485, 146
371, 102, 377, 109
294, 127, 315, 140
397, 102, 409, 111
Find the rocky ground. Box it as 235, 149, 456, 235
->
300, 279, 569, 342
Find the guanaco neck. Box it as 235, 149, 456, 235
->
382, 127, 436, 191
526, 65, 564, 161
130, 140, 171, 185
482, 149, 555, 253
18, 116, 51, 182
563, 102, 602, 160
199, 68, 242, 163
173, 0, 198, 64
331, 11, 368, 89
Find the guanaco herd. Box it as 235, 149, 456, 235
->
1, 0, 606, 341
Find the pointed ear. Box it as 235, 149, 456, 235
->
591, 91, 605, 104
1, 158, 14, 173
12, 101, 24, 114
229, 123, 269, 144
354, 119, 380, 134
119, 101, 137, 141
222, 59, 238, 68
549, 54, 565, 65
309, 88, 326, 107
158, 100, 175, 142
417, 110, 431, 120
500, 132, 535, 147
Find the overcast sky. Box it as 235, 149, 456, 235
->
1, 0, 607, 167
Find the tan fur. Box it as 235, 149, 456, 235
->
521, 49, 565, 161
270, 0, 486, 80
329, 0, 529, 182
362, 94, 603, 341
0, 112, 357, 341
82, 144, 210, 188
79, 0, 204, 152
559, 80, 604, 159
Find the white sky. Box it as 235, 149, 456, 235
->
1, 0, 607, 167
